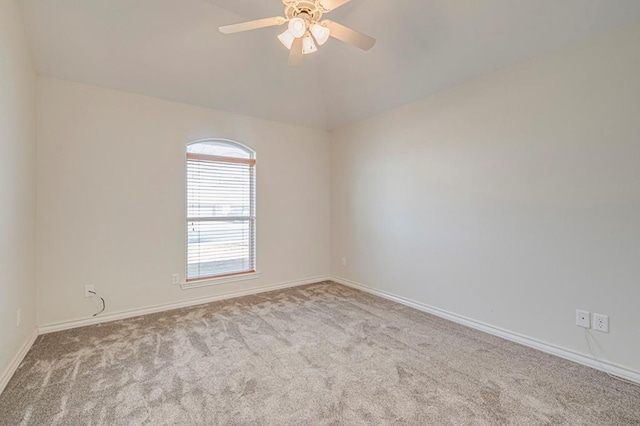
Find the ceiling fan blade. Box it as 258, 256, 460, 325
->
318, 0, 352, 12
289, 38, 303, 67
322, 20, 376, 50
219, 17, 286, 35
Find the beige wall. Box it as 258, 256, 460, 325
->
0, 0, 37, 384
37, 78, 331, 326
331, 22, 640, 372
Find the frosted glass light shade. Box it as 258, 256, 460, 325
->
302, 34, 317, 55
288, 18, 306, 38
310, 23, 330, 45
278, 30, 295, 49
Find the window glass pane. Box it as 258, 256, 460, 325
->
187, 219, 253, 279
187, 140, 252, 159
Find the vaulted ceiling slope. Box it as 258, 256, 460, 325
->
20, 0, 640, 130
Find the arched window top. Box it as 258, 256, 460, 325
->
187, 139, 254, 160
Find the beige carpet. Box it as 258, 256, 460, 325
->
1, 281, 639, 425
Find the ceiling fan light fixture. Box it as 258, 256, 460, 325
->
310, 23, 330, 45
278, 30, 295, 49
302, 34, 318, 54
217, 0, 376, 66
288, 17, 307, 38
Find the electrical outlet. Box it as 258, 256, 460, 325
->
84, 285, 95, 298
341, 257, 347, 267
16, 309, 21, 327
593, 313, 609, 333
172, 273, 180, 285
576, 310, 590, 328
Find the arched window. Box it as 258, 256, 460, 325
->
186, 139, 256, 281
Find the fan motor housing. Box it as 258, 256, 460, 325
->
284, 1, 323, 22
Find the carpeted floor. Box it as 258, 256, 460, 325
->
1, 282, 639, 425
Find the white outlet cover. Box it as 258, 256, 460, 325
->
576, 310, 590, 328
172, 274, 180, 285
593, 313, 609, 333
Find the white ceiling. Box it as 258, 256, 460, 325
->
20, 0, 640, 130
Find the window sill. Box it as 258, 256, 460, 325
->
180, 271, 261, 290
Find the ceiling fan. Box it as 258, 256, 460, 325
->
218, 0, 376, 67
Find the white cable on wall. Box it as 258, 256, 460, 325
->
584, 329, 639, 388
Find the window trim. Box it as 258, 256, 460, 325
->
184, 138, 257, 285
180, 271, 261, 290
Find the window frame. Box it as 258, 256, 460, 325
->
183, 138, 258, 287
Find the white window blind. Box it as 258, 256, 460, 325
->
186, 140, 256, 281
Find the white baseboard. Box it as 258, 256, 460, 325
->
39, 276, 329, 334
0, 328, 39, 395
332, 276, 640, 385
